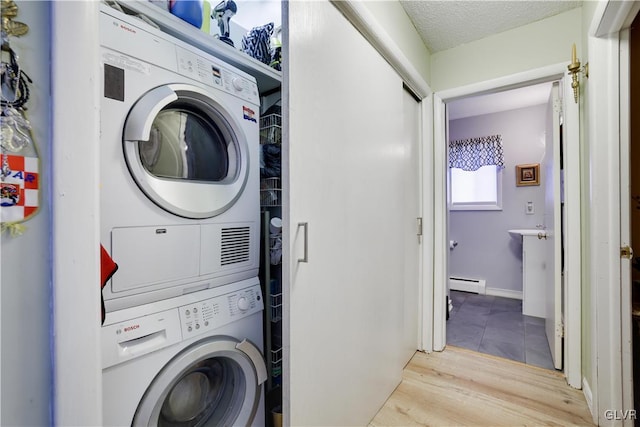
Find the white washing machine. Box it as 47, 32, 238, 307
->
102, 277, 266, 426
99, 4, 261, 312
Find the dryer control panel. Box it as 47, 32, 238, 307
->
179, 284, 263, 338
175, 45, 260, 105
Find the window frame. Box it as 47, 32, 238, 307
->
448, 165, 503, 211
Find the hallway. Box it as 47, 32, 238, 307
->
370, 346, 593, 426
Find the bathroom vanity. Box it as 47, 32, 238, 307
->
509, 229, 546, 318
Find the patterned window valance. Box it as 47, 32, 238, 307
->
449, 134, 504, 171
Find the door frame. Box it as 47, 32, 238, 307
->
589, 1, 640, 425
430, 62, 582, 388
52, 2, 103, 425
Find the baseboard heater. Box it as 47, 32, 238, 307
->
449, 277, 486, 295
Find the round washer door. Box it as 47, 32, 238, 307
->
133, 337, 266, 427
123, 83, 250, 219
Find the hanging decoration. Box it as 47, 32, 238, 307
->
448, 134, 504, 171
1, 0, 38, 237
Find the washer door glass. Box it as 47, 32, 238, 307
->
140, 104, 236, 183
158, 357, 244, 426
123, 84, 250, 219
133, 338, 263, 427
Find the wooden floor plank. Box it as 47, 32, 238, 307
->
370, 346, 594, 426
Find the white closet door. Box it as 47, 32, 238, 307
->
286, 1, 413, 425
543, 82, 562, 370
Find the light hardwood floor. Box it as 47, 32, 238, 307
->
370, 346, 594, 426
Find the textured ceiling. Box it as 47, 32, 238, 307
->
400, 1, 582, 53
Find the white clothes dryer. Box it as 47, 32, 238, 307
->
99, 4, 261, 312
102, 277, 266, 426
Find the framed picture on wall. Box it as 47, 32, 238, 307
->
516, 163, 540, 186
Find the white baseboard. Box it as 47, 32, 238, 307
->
582, 377, 594, 421
485, 287, 522, 300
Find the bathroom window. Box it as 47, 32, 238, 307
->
449, 165, 503, 210
448, 134, 504, 211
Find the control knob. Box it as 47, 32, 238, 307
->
237, 296, 250, 311
232, 77, 244, 92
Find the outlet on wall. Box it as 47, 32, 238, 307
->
526, 201, 535, 215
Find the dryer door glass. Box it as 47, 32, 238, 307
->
123, 84, 251, 219
140, 103, 238, 183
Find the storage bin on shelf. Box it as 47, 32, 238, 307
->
260, 113, 282, 145
260, 177, 281, 207
270, 293, 282, 322
271, 346, 282, 379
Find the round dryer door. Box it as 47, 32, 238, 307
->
133, 338, 266, 427
123, 83, 250, 219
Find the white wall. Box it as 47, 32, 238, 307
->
0, 2, 52, 425
363, 1, 431, 84
431, 7, 582, 91
449, 104, 547, 294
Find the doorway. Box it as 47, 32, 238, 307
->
432, 64, 582, 388
444, 82, 558, 370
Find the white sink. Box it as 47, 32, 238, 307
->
508, 229, 542, 237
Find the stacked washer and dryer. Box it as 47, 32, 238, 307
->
99, 4, 266, 426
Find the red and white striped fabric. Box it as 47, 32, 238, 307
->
1, 154, 39, 223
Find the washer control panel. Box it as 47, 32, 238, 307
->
179, 284, 263, 338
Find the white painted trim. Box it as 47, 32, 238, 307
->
420, 96, 434, 353
417, 102, 424, 352
588, 2, 640, 424
561, 71, 582, 390
329, 0, 431, 99
583, 377, 595, 421
51, 2, 102, 425
485, 288, 522, 300
619, 27, 635, 427
433, 94, 448, 352
586, 0, 640, 420
593, 1, 640, 37
588, 31, 622, 427
620, 28, 634, 426
437, 63, 567, 102
433, 62, 581, 383
281, 2, 291, 426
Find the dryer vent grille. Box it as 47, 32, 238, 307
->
221, 227, 251, 266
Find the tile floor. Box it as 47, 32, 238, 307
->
447, 290, 555, 370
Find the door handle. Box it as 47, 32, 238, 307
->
538, 232, 547, 240
298, 222, 308, 263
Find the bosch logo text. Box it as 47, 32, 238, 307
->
120, 25, 136, 34
124, 324, 140, 332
